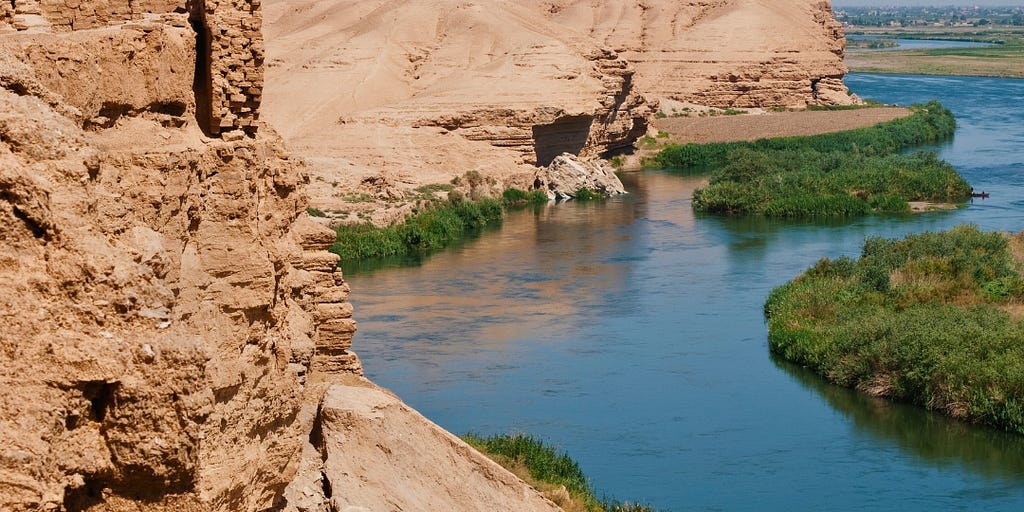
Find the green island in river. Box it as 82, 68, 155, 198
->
766, 225, 1024, 433
649, 101, 972, 217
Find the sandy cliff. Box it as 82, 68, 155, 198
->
529, 0, 855, 108
262, 0, 854, 220
1, 0, 858, 509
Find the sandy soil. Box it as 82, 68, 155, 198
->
653, 107, 911, 145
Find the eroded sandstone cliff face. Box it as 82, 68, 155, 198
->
0, 4, 360, 510
262, 0, 652, 219
528, 0, 855, 108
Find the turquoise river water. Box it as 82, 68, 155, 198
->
346, 73, 1024, 510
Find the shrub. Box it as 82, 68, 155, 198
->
502, 187, 549, 207
574, 188, 599, 201
331, 189, 550, 263
330, 198, 503, 261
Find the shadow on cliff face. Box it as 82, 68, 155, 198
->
532, 116, 593, 167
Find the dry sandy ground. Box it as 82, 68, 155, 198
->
653, 107, 911, 145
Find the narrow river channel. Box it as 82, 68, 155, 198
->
346, 73, 1024, 510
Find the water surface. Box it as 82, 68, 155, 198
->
847, 36, 997, 51
347, 74, 1024, 510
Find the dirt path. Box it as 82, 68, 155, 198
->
652, 107, 911, 144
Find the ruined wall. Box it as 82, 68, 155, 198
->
36, 0, 179, 30
193, 0, 264, 136
3, 0, 263, 138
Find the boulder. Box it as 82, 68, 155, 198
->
533, 153, 626, 201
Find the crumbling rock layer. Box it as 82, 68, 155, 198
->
526, 0, 855, 108
1, 2, 573, 511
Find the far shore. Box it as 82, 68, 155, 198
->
619, 106, 911, 171
843, 27, 1024, 78
652, 107, 911, 145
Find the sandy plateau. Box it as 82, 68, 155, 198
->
2, 0, 864, 511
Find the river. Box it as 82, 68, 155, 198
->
345, 73, 1024, 510
847, 36, 998, 51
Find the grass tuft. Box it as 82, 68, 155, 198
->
331, 188, 548, 263
462, 433, 660, 512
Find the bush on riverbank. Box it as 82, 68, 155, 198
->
463, 433, 658, 512
649, 101, 971, 217
765, 225, 1024, 433
330, 188, 546, 262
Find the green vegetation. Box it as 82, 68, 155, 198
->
463, 433, 658, 512
765, 225, 1024, 433
648, 101, 970, 217
502, 187, 549, 206
330, 188, 546, 262
846, 38, 899, 49
573, 188, 599, 201
306, 206, 326, 217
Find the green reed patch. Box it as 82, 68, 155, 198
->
765, 225, 1024, 433
330, 189, 547, 262
463, 433, 659, 512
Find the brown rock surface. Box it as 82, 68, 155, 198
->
290, 380, 564, 512
528, 0, 856, 108
262, 0, 856, 222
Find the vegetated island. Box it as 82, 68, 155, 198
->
648, 101, 971, 217
765, 225, 1024, 434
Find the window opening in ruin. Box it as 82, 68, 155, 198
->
189, 0, 214, 136
82, 381, 118, 422
811, 78, 821, 101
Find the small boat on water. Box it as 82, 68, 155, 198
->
971, 191, 990, 199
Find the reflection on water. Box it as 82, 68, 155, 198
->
775, 355, 1024, 482
348, 74, 1024, 510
